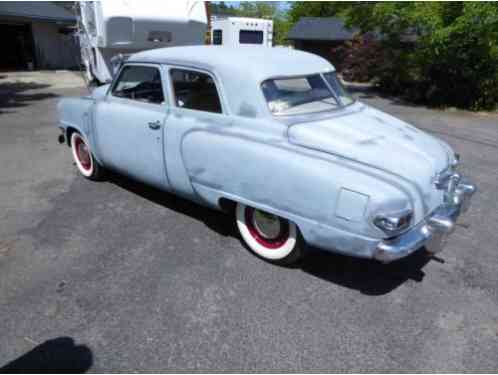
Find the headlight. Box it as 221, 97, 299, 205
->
374, 209, 413, 234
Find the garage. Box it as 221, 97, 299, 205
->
0, 1, 80, 71
0, 22, 35, 71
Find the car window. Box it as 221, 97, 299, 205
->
323, 72, 355, 106
112, 65, 165, 104
261, 75, 339, 115
170, 69, 222, 114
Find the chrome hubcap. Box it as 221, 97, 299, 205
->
252, 210, 281, 239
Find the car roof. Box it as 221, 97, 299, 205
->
127, 45, 335, 81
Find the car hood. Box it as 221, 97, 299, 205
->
287, 103, 454, 210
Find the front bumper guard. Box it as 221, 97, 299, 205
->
374, 180, 476, 263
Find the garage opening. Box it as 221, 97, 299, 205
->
0, 22, 35, 71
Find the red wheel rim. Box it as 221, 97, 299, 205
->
245, 207, 289, 249
75, 136, 91, 171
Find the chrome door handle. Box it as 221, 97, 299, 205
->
148, 120, 161, 130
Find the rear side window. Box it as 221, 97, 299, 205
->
170, 69, 222, 114
239, 30, 263, 44
112, 65, 165, 104
212, 29, 222, 45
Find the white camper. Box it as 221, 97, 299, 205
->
78, 1, 208, 84
211, 17, 273, 47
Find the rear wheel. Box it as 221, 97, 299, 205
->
70, 132, 104, 180
235, 203, 304, 265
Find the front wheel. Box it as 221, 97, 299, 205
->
235, 203, 304, 265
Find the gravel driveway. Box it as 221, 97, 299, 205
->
1, 75, 497, 372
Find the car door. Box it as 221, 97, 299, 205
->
94, 63, 170, 190
163, 66, 231, 199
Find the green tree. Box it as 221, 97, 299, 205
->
288, 1, 355, 23
288, 1, 498, 110
273, 14, 292, 46
238, 2, 278, 18
210, 1, 238, 16
355, 2, 498, 109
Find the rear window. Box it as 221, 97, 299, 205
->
239, 30, 263, 44
261, 75, 338, 115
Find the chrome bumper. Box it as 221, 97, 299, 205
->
374, 180, 476, 263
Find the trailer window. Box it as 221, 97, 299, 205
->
170, 69, 222, 114
212, 29, 222, 45
112, 65, 165, 104
239, 30, 263, 44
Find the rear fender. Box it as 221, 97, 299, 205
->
57, 97, 103, 165
181, 130, 410, 241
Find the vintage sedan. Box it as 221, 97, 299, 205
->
57, 46, 476, 265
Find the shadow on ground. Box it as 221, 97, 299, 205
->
107, 172, 431, 296
108, 171, 236, 238
0, 81, 58, 114
1, 337, 93, 373
300, 247, 430, 295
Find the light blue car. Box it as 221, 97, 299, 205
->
57, 46, 476, 265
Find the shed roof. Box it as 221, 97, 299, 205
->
287, 17, 358, 42
0, 1, 76, 23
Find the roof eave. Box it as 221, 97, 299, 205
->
0, 12, 75, 24
287, 37, 353, 42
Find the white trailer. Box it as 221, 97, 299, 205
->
78, 1, 208, 85
211, 17, 273, 47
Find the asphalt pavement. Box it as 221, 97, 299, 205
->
1, 73, 497, 371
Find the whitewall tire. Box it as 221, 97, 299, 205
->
236, 203, 304, 265
70, 132, 104, 180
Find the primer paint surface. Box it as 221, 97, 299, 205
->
57, 46, 456, 258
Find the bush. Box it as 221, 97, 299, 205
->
338, 2, 498, 110
330, 34, 383, 83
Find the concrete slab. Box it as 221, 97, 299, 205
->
0, 70, 86, 91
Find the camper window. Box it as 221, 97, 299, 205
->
239, 30, 264, 44
213, 29, 223, 45
170, 69, 222, 114
112, 65, 165, 104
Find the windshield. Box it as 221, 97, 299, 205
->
261, 72, 354, 115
